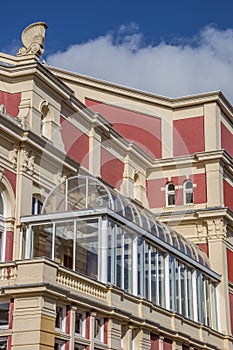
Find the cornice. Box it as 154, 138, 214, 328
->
48, 65, 233, 116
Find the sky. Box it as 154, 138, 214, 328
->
1, 0, 233, 104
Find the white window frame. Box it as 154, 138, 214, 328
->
183, 180, 194, 205
165, 182, 175, 207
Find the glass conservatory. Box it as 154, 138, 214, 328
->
20, 175, 221, 330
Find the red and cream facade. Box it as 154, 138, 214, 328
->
0, 23, 232, 350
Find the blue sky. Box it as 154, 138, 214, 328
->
1, 1, 233, 103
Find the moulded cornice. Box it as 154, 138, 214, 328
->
48, 66, 233, 117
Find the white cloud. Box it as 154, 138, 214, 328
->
46, 25, 233, 104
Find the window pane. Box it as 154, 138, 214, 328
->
151, 246, 157, 304
124, 232, 132, 293
33, 224, 53, 259
158, 252, 165, 307
0, 303, 9, 327
75, 311, 86, 336
0, 339, 7, 349
116, 226, 123, 289
185, 181, 193, 189
185, 192, 193, 204
55, 305, 66, 331
168, 183, 175, 191
55, 222, 74, 269
168, 194, 175, 206
75, 219, 98, 279
107, 221, 116, 284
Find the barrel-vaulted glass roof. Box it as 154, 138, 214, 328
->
42, 175, 210, 268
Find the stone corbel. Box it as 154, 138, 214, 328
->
17, 98, 31, 129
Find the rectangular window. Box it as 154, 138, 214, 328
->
0, 338, 7, 349
54, 339, 65, 350
55, 305, 66, 332
74, 344, 86, 350
75, 311, 86, 337
0, 302, 9, 328
121, 325, 127, 350
94, 317, 104, 342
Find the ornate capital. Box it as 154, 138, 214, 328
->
206, 219, 227, 239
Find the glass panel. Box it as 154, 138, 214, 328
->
175, 259, 180, 313
169, 255, 175, 311
144, 243, 149, 300
157, 224, 165, 241
124, 231, 133, 293
0, 339, 7, 349
210, 283, 217, 330
55, 222, 74, 269
168, 183, 175, 191
74, 219, 98, 279
94, 318, 103, 341
197, 271, 204, 323
187, 269, 193, 319
151, 246, 157, 304
180, 264, 186, 316
55, 305, 66, 331
137, 237, 144, 297
75, 311, 86, 337
186, 192, 193, 204
33, 224, 53, 259
107, 220, 116, 284
168, 194, 175, 206
205, 279, 211, 327
116, 226, 123, 289
158, 251, 165, 307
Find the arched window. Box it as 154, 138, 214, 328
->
166, 182, 175, 206
183, 180, 193, 205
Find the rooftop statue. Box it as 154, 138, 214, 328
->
17, 22, 48, 58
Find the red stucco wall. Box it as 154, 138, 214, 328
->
221, 123, 233, 158
60, 116, 89, 169
0, 91, 21, 118
86, 98, 162, 158
174, 116, 204, 156
101, 147, 124, 190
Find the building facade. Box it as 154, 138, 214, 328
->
0, 22, 232, 349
